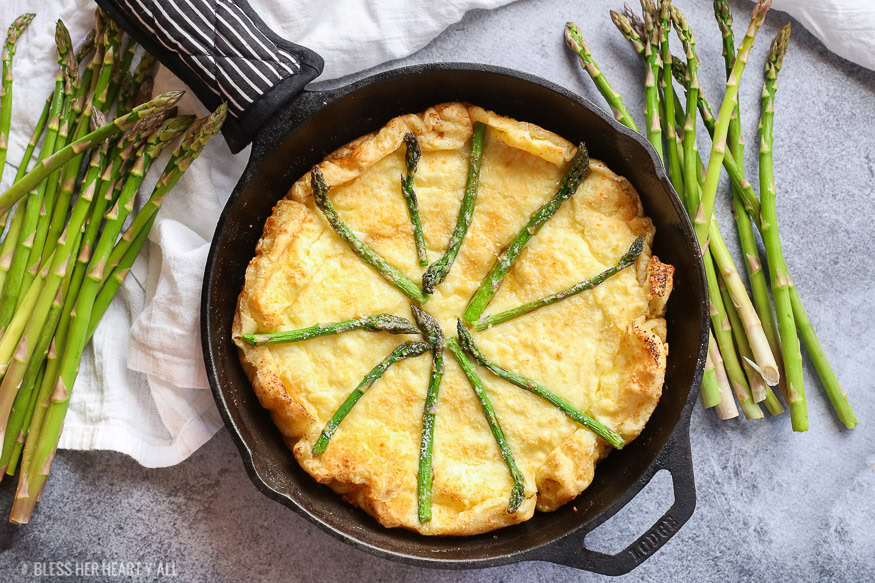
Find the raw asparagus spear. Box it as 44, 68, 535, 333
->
422, 122, 486, 294
0, 143, 102, 452
656, 2, 685, 197
0, 90, 184, 215
104, 108, 225, 275
21, 22, 78, 304
401, 133, 428, 267
709, 332, 738, 419
670, 6, 701, 213
10, 107, 225, 523
686, 1, 780, 386
619, 11, 761, 221
457, 322, 626, 449
311, 341, 430, 457
473, 236, 642, 330
717, 270, 784, 414
241, 315, 420, 346
446, 337, 525, 513
693, 0, 769, 252
713, 0, 788, 409
0, 60, 67, 333
0, 98, 51, 292
411, 306, 444, 523
759, 25, 809, 431
705, 223, 762, 419
564, 22, 638, 131
463, 143, 589, 323
310, 166, 427, 305
640, 0, 663, 160
0, 14, 35, 187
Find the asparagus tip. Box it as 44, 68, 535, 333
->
7, 13, 36, 44
768, 23, 792, 71
54, 19, 72, 58
310, 166, 328, 205
623, 3, 645, 37
91, 108, 107, 131
403, 131, 420, 175
752, 0, 772, 25
564, 22, 587, 56
624, 236, 644, 263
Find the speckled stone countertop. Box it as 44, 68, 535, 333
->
1, 0, 873, 581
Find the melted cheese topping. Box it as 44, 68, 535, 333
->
233, 103, 672, 535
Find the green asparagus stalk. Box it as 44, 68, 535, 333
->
708, 332, 738, 419
0, 135, 123, 475
11, 107, 224, 523
463, 143, 589, 323
4, 117, 177, 475
401, 133, 428, 267
457, 322, 625, 448
0, 145, 106, 383
713, 0, 787, 407
0, 226, 85, 471
619, 23, 760, 221
564, 22, 638, 131
759, 25, 808, 431
700, 345, 721, 409
0, 66, 66, 333
422, 122, 486, 294
105, 36, 137, 110
656, 3, 685, 197
75, 29, 97, 63
0, 97, 51, 292
693, 0, 769, 249
411, 306, 444, 523
704, 243, 762, 419
92, 19, 122, 112
690, 1, 779, 387
0, 90, 184, 216
0, 14, 35, 188
105, 108, 225, 274
640, 0, 663, 161
88, 216, 154, 339
717, 270, 784, 415
788, 287, 856, 428
21, 22, 77, 301
42, 41, 105, 259
241, 314, 419, 346
311, 341, 430, 457
670, 6, 701, 214
310, 166, 427, 305
117, 53, 156, 117
446, 336, 525, 513
675, 32, 848, 426
473, 236, 642, 330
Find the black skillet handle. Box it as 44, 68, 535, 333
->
531, 422, 696, 576
96, 0, 324, 153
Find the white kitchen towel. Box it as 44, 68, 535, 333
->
770, 0, 875, 72
0, 0, 873, 468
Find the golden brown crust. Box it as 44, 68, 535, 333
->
233, 103, 672, 535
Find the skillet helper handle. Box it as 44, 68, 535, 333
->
535, 426, 697, 575
95, 0, 324, 153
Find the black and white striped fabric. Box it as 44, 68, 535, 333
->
98, 0, 324, 152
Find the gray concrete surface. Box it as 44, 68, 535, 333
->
2, 0, 874, 581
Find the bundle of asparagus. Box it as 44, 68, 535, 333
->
0, 9, 227, 524
564, 0, 857, 430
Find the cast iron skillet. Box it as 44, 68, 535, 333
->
99, 0, 709, 575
